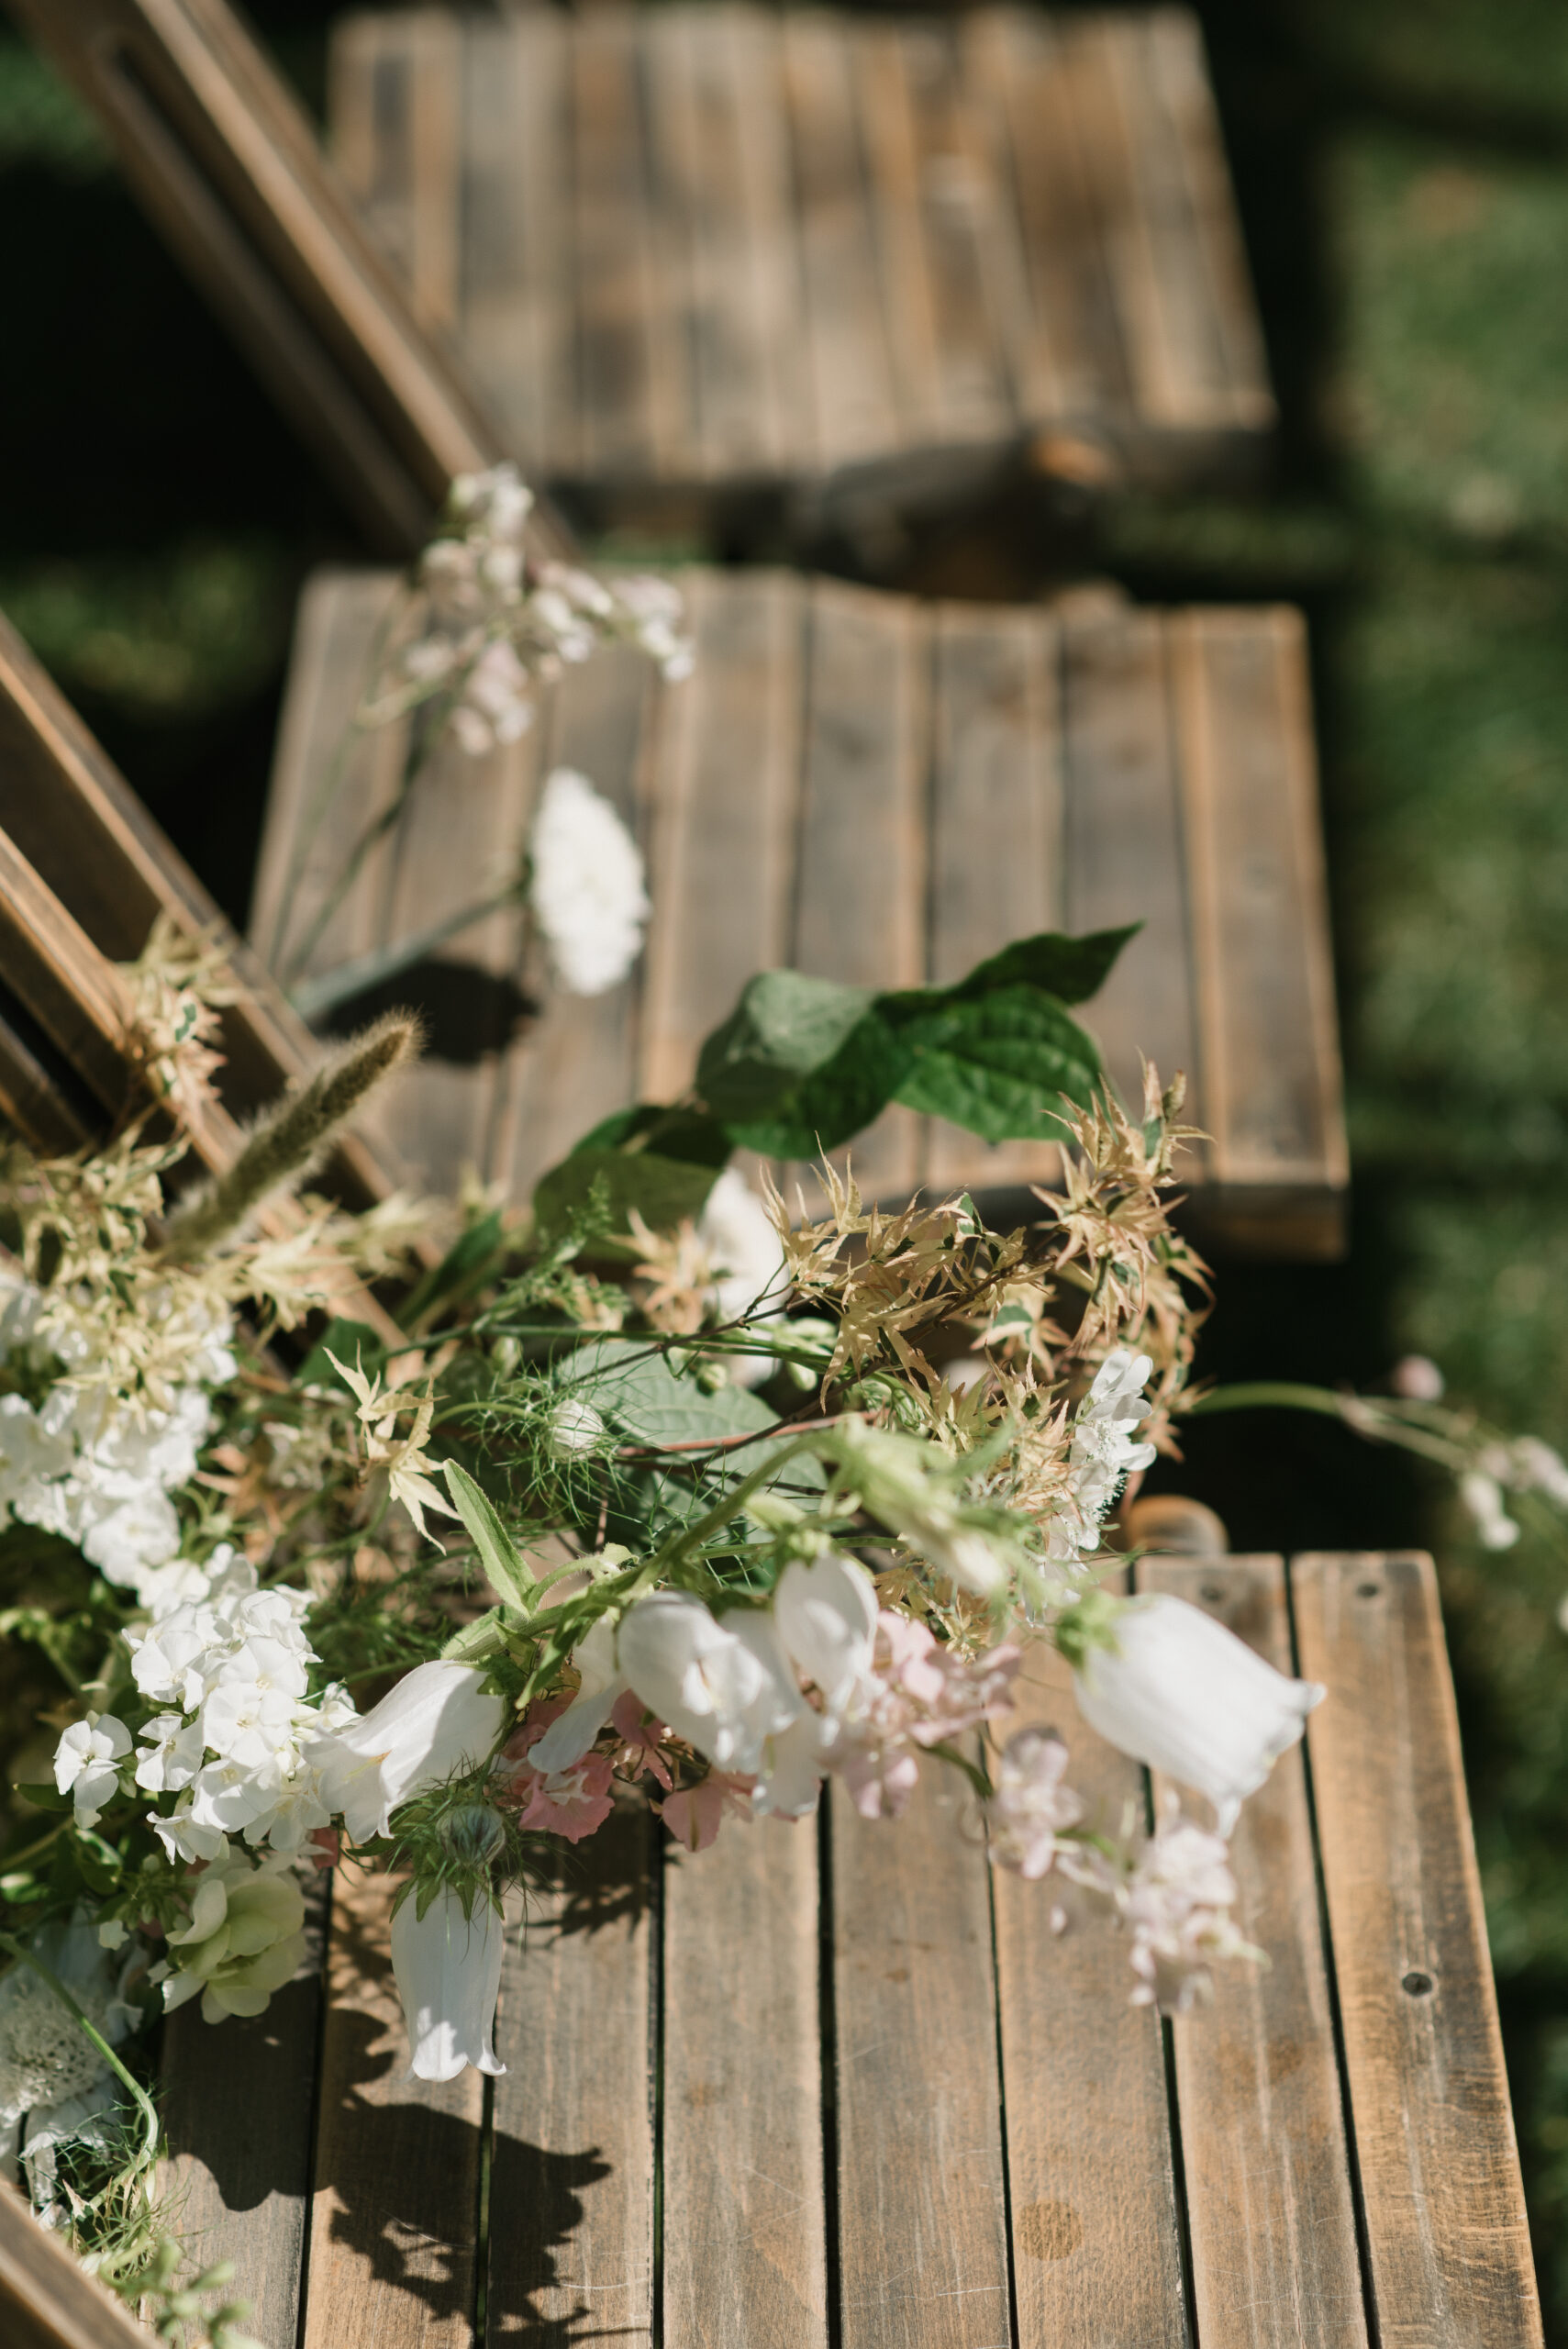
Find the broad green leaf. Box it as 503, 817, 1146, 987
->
441, 1461, 537, 1609
717, 1006, 912, 1159
887, 985, 1104, 1140
568, 1104, 730, 1167
532, 1147, 721, 1243
557, 1338, 780, 1450
919, 925, 1138, 1010
295, 1317, 384, 1392
696, 969, 876, 1124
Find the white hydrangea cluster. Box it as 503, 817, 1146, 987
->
397, 462, 693, 758
1042, 1348, 1158, 1573
0, 1266, 236, 1612
528, 765, 651, 996
54, 1550, 359, 1868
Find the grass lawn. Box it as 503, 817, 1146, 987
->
5, 0, 1568, 2325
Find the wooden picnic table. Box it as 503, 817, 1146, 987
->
148, 1551, 1541, 2349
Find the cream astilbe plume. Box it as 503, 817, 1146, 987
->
160, 1012, 423, 1264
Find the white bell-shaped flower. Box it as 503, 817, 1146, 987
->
391, 1889, 506, 2083
773, 1551, 877, 1715
527, 1618, 626, 1773
618, 1590, 799, 1775
1073, 1593, 1324, 1833
310, 1662, 506, 1842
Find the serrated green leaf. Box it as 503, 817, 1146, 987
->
441, 1461, 537, 1609
569, 1104, 730, 1167
558, 1338, 780, 1449
915, 924, 1138, 1010
887, 984, 1103, 1140
532, 1147, 722, 1243
696, 969, 877, 1126
13, 1781, 71, 1813
716, 1006, 912, 1158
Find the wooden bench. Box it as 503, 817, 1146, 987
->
259, 567, 1348, 1257
329, 4, 1274, 534
147, 1553, 1542, 2349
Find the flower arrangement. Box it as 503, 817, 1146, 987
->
1, 465, 1433, 2331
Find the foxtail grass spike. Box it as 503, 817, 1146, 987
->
161, 1011, 422, 1260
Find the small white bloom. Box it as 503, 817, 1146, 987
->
391, 1889, 506, 2084
309, 1661, 506, 1843
1512, 1437, 1568, 1508
134, 1712, 205, 1795
1072, 1593, 1324, 1834
1460, 1470, 1521, 1551
52, 1716, 131, 1828
1390, 1354, 1445, 1403
528, 767, 650, 996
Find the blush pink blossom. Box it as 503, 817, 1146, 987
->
517, 1752, 616, 1842
657, 1773, 753, 1853
608, 1690, 675, 1790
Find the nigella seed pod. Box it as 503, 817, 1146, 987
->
439, 1803, 506, 1863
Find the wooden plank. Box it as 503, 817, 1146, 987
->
328, 13, 415, 296
1142, 1556, 1368, 2349
572, 8, 682, 483
399, 10, 462, 337
780, 15, 903, 477
9, 0, 561, 560
0, 604, 398, 1212
1293, 1553, 1545, 2349
888, 22, 1016, 445
0, 997, 96, 1156
161, 1880, 327, 2349
851, 25, 945, 449
1059, 609, 1208, 1175
487, 1807, 656, 2347
458, 14, 570, 475
925, 603, 1063, 1195
792, 580, 928, 1200
1147, 9, 1274, 432
991, 1629, 1188, 2348
662, 1818, 828, 2348
724, 3, 813, 479
961, 10, 1112, 431
640, 6, 793, 482
829, 1762, 1011, 2349
303, 1865, 483, 2349
638, 569, 804, 1106
0, 2174, 155, 2349
1170, 609, 1348, 1214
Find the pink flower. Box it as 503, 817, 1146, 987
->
505, 1691, 577, 1762
517, 1752, 616, 1842
307, 1827, 340, 1872
657, 1773, 753, 1853
984, 1729, 1084, 1881
608, 1690, 675, 1790
838, 1746, 921, 1820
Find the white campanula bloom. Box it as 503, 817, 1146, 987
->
391, 1889, 506, 2084
52, 1715, 132, 1828
527, 1617, 623, 1773
528, 766, 651, 997
1072, 1592, 1324, 1834
617, 1590, 800, 1776
773, 1551, 877, 1717
697, 1171, 788, 1387
308, 1661, 506, 1844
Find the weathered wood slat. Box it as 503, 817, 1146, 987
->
0, 2176, 154, 2349
662, 1821, 829, 2348
303, 1866, 483, 2349
261, 570, 1348, 1253
1293, 1553, 1545, 2349
1142, 1557, 1367, 2349
830, 1765, 1012, 2349
161, 1882, 328, 2349
990, 1630, 1189, 2347
317, 5, 1269, 507
487, 1809, 656, 2346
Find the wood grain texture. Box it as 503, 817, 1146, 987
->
991, 1631, 1188, 2347
303, 1866, 484, 2349
1293, 1553, 1545, 2349
0, 2177, 153, 2349
1142, 1556, 1368, 2349
161, 1880, 327, 2349
662, 1819, 828, 2348
830, 1765, 1011, 2349
487, 1808, 656, 2346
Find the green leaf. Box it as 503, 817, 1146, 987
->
717, 1006, 913, 1159
696, 969, 877, 1126
887, 984, 1104, 1141
440, 1602, 528, 1664
13, 1782, 71, 1814
399, 1208, 506, 1329
295, 1317, 384, 1392
441, 1461, 537, 1609
569, 1104, 730, 1167
918, 924, 1139, 1010
558, 1338, 780, 1451
532, 1147, 722, 1244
